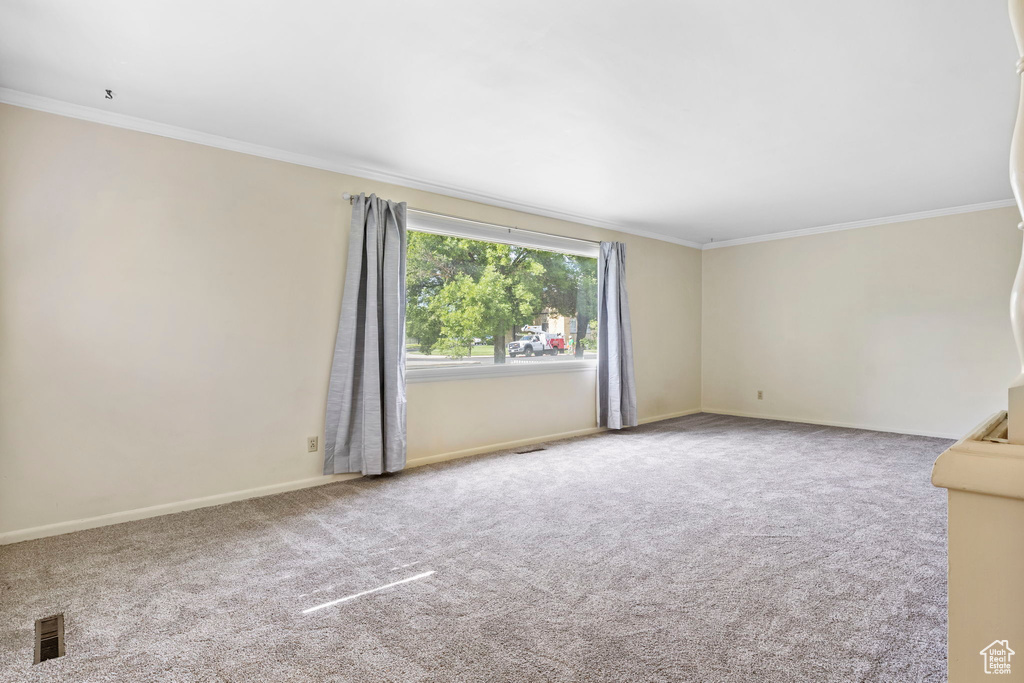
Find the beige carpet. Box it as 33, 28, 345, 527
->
0, 413, 949, 681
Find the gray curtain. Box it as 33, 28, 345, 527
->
597, 241, 638, 429
324, 194, 407, 475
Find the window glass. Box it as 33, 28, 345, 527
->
406, 231, 598, 371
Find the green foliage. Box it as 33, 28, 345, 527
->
532, 250, 598, 357
534, 251, 598, 322
430, 272, 482, 357
432, 337, 472, 360
405, 231, 598, 361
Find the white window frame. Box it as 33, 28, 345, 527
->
405, 209, 599, 384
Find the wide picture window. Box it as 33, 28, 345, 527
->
405, 210, 599, 379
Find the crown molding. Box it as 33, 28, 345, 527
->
2, 88, 1013, 253
0, 88, 704, 249
702, 199, 1019, 250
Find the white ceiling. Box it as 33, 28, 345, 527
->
0, 1, 1017, 245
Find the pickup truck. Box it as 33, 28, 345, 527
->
507, 332, 564, 357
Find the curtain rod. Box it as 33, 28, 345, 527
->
342, 193, 601, 247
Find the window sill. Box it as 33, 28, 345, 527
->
407, 359, 597, 384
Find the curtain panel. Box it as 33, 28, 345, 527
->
324, 194, 408, 475
597, 241, 638, 429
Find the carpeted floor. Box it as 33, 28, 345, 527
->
0, 413, 950, 682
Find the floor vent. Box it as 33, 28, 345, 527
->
34, 614, 64, 664
516, 446, 547, 454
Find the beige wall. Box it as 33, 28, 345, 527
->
7, 97, 1011, 541
0, 104, 702, 539
702, 207, 1022, 438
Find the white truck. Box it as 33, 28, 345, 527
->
507, 326, 566, 357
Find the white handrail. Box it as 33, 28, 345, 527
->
1008, 0, 1024, 442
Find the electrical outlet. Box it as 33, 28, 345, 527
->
307, 436, 319, 452
757, 390, 764, 400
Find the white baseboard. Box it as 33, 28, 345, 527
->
638, 408, 702, 425
404, 427, 606, 469
403, 407, 702, 469
0, 408, 701, 546
0, 472, 362, 546
700, 407, 960, 440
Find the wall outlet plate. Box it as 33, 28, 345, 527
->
757, 390, 764, 400
307, 436, 318, 452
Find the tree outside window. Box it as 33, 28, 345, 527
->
406, 232, 598, 368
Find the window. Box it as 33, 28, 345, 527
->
405, 210, 599, 381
